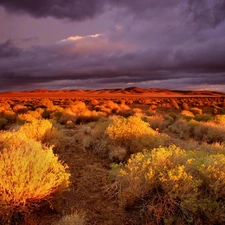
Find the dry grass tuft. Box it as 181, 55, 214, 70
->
52, 212, 86, 225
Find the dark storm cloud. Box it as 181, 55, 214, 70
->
185, 0, 225, 27
0, 0, 106, 21
173, 38, 225, 73
109, 0, 180, 19
1, 0, 225, 27
0, 1, 225, 91
0, 40, 21, 58
0, 34, 225, 89
0, 0, 178, 20
21, 37, 39, 43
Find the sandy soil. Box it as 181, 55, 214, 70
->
37, 127, 127, 225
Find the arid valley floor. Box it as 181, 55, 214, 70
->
0, 87, 225, 225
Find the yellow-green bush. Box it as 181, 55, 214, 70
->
17, 119, 70, 153
169, 118, 225, 143
16, 109, 45, 124
0, 133, 70, 224
18, 119, 54, 142
189, 153, 225, 224
194, 114, 213, 122
114, 146, 191, 209
106, 116, 165, 158
112, 146, 225, 224
193, 121, 225, 143
214, 115, 225, 124
199, 154, 225, 199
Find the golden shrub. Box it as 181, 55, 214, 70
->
118, 103, 130, 112
215, 115, 225, 124
181, 110, 194, 118
114, 146, 199, 214
0, 102, 11, 112
60, 101, 106, 124
17, 119, 69, 152
113, 145, 225, 224
107, 116, 153, 140
132, 108, 144, 117
16, 112, 40, 124
39, 98, 55, 109
18, 119, 54, 142
69, 101, 87, 113
171, 99, 179, 109
190, 107, 202, 115
93, 100, 121, 115
1, 109, 16, 122
106, 116, 165, 157
182, 102, 189, 110
199, 154, 225, 199
12, 104, 28, 113
0, 133, 70, 223
89, 99, 99, 107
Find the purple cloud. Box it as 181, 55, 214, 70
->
0, 0, 225, 91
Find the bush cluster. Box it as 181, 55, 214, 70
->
0, 127, 70, 224
112, 145, 225, 224
106, 116, 166, 160
169, 118, 225, 143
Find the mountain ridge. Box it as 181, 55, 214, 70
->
0, 87, 224, 97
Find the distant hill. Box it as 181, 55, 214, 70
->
0, 87, 224, 98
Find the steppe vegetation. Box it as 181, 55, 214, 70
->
0, 93, 225, 224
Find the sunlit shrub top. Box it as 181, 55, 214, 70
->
0, 132, 70, 219
18, 119, 53, 142
106, 116, 165, 156
106, 116, 157, 141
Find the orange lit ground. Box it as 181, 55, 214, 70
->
0, 87, 225, 225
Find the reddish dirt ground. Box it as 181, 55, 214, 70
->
37, 127, 126, 225
1, 87, 225, 225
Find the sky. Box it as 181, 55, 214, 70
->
0, 0, 225, 92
